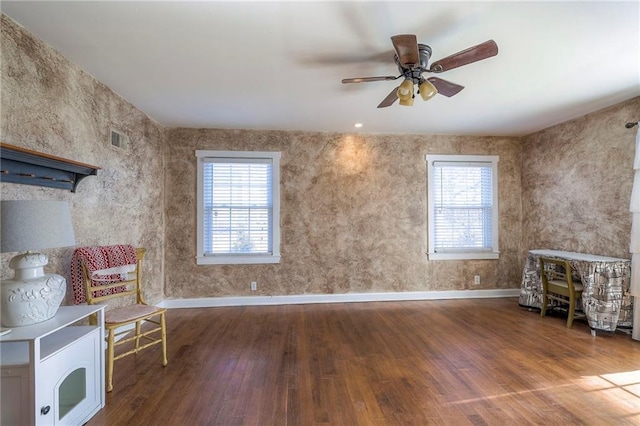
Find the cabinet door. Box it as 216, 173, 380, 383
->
1, 365, 32, 425
36, 329, 100, 425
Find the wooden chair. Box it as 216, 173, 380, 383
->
539, 256, 584, 328
82, 247, 167, 392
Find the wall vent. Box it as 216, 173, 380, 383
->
110, 129, 129, 150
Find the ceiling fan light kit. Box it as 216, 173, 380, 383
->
342, 34, 498, 108
397, 79, 414, 106
418, 79, 438, 101
399, 96, 414, 107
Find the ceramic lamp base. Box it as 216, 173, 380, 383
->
1, 274, 66, 327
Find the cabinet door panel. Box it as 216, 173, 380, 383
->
1, 366, 32, 425
37, 328, 100, 425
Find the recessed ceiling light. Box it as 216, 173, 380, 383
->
354, 123, 363, 128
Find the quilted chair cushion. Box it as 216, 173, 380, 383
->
105, 304, 163, 324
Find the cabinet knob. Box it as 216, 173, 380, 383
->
41, 405, 50, 415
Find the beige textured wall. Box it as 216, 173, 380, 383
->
4, 11, 636, 303
165, 129, 523, 298
521, 97, 640, 259
0, 15, 166, 305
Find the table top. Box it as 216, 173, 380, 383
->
0, 304, 105, 342
529, 249, 630, 263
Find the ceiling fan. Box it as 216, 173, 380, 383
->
342, 35, 498, 108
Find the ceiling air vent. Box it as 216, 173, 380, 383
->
110, 129, 129, 150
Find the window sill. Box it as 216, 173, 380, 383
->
196, 255, 281, 265
427, 252, 499, 261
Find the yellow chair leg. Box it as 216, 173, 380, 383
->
566, 298, 575, 328
107, 328, 115, 392
540, 294, 547, 318
135, 321, 142, 352
161, 313, 168, 367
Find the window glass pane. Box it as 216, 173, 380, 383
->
203, 161, 272, 255
58, 368, 86, 420
432, 162, 493, 251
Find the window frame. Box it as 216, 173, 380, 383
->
426, 154, 499, 261
196, 150, 281, 265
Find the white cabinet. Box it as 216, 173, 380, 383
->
0, 305, 105, 425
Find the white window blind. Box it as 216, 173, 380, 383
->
196, 151, 281, 265
426, 155, 499, 260
203, 159, 272, 255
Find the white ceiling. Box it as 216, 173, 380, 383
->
2, 1, 639, 136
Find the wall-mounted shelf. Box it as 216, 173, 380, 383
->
0, 142, 100, 192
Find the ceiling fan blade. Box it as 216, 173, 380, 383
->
377, 87, 399, 108
429, 40, 498, 73
427, 77, 464, 97
342, 76, 398, 84
391, 34, 420, 68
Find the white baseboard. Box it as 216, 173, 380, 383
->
162, 288, 521, 309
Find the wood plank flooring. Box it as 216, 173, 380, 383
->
87, 298, 640, 425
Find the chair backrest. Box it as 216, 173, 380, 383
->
82, 247, 147, 306
539, 256, 579, 293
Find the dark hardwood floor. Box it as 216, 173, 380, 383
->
87, 297, 640, 425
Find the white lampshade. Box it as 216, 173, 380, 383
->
1, 200, 76, 253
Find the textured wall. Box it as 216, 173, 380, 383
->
0, 15, 166, 305
165, 129, 523, 298
5, 10, 636, 303
521, 97, 640, 259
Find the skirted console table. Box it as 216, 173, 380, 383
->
519, 249, 633, 334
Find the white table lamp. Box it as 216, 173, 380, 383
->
1, 200, 76, 327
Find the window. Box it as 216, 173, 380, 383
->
196, 150, 281, 265
426, 154, 499, 260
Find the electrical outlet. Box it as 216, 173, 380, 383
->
250, 281, 257, 291
474, 275, 481, 285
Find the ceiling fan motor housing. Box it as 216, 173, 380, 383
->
394, 44, 432, 84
